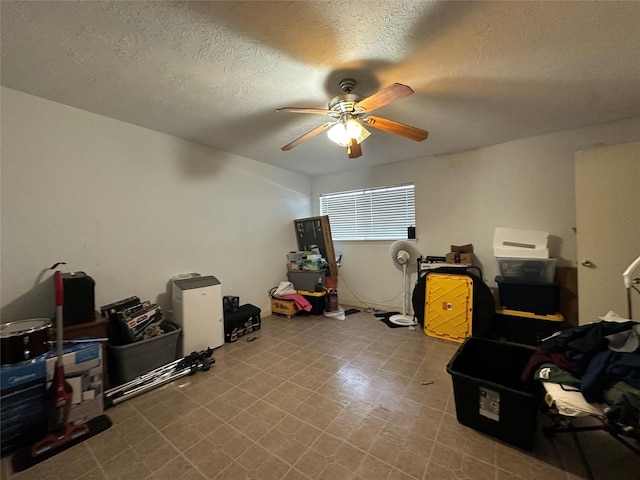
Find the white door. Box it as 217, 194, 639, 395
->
575, 141, 640, 324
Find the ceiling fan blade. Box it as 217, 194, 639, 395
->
347, 139, 362, 158
363, 116, 429, 142
354, 83, 414, 113
281, 122, 335, 151
276, 107, 336, 116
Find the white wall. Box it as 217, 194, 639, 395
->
4, 86, 638, 320
0, 87, 311, 321
311, 116, 640, 312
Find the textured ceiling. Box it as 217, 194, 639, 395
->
2, 1, 639, 176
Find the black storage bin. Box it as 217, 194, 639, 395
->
494, 309, 564, 346
223, 304, 261, 343
446, 337, 539, 450
495, 276, 559, 315
299, 290, 326, 315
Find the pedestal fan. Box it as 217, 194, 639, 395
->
389, 240, 421, 326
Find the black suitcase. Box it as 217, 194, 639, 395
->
223, 304, 261, 343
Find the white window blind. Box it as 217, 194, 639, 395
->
320, 184, 415, 240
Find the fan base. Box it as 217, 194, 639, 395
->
388, 314, 416, 326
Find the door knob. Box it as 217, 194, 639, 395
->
581, 259, 595, 268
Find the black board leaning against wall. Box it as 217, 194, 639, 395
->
293, 216, 338, 278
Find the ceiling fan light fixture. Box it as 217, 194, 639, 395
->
327, 122, 350, 146
348, 119, 371, 144
278, 79, 427, 157
327, 118, 370, 146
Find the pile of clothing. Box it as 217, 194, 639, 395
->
523, 314, 640, 429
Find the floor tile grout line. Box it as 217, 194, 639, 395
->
82, 436, 113, 479
249, 350, 439, 479
318, 318, 446, 479
200, 344, 429, 479
151, 423, 214, 480
125, 396, 201, 477
9, 313, 629, 479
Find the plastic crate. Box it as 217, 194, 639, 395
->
108, 321, 180, 385
496, 258, 557, 283
287, 269, 325, 292
446, 337, 539, 450
271, 298, 298, 318
298, 290, 327, 315
495, 276, 559, 315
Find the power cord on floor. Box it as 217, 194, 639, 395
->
338, 269, 406, 310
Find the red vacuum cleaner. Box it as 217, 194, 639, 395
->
30, 271, 90, 456
12, 269, 112, 472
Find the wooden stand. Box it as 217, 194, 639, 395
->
271, 298, 299, 318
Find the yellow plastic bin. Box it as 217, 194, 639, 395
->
298, 290, 327, 315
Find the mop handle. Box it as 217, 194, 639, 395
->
54, 271, 64, 366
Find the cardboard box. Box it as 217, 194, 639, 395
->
271, 298, 298, 318
493, 227, 549, 258
0, 356, 47, 456
45, 342, 103, 424
555, 266, 579, 326
446, 244, 474, 264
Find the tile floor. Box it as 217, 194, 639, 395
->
2, 310, 639, 480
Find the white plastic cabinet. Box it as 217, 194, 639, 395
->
171, 275, 224, 355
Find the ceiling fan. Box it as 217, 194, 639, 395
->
276, 78, 429, 159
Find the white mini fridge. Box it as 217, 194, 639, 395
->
171, 275, 224, 355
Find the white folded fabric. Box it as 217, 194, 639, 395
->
542, 382, 604, 417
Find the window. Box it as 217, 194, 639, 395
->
319, 184, 415, 241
